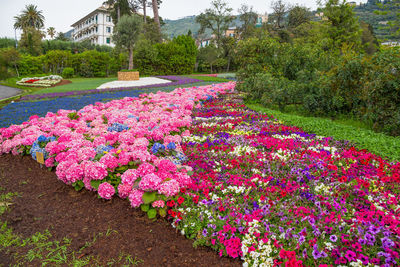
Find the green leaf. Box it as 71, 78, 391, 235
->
142, 192, 156, 204
116, 166, 128, 172
90, 180, 102, 190
158, 208, 166, 217
147, 208, 157, 219
187, 171, 194, 176
140, 204, 150, 212
72, 181, 84, 191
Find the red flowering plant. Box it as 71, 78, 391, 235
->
168, 93, 400, 266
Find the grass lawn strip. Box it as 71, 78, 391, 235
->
246, 103, 400, 162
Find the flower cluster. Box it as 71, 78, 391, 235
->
169, 93, 400, 266
16, 75, 63, 87
0, 82, 235, 219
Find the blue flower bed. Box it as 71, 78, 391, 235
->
0, 82, 215, 129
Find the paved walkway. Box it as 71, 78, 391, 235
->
0, 85, 22, 100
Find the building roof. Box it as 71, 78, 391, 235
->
71, 6, 110, 27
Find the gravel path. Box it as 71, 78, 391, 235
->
0, 85, 22, 100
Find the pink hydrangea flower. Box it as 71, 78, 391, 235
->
152, 200, 165, 208
117, 183, 132, 199
158, 179, 180, 197
139, 173, 162, 191
137, 162, 155, 176
129, 189, 144, 207
121, 169, 139, 185
98, 182, 115, 200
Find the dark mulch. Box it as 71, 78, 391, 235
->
0, 154, 240, 266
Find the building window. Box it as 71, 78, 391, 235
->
96, 26, 98, 32
106, 27, 111, 33
106, 38, 111, 44
106, 16, 111, 22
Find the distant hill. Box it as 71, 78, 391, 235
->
64, 29, 74, 40
354, 1, 400, 41
162, 3, 399, 41
162, 15, 242, 39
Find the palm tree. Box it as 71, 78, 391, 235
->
47, 27, 56, 39
151, 0, 161, 41
13, 4, 45, 30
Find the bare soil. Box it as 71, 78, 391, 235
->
0, 154, 240, 266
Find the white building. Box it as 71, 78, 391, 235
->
71, 5, 115, 47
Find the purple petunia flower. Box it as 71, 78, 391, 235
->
330, 235, 338, 242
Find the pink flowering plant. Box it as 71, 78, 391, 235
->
0, 83, 235, 219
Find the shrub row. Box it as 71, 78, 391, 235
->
133, 35, 197, 75
236, 37, 400, 136
0, 48, 128, 78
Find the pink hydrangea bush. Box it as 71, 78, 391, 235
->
0, 82, 235, 218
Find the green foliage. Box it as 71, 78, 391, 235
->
113, 14, 143, 70
72, 50, 111, 77
237, 25, 400, 136
0, 38, 16, 49
147, 208, 157, 219
18, 27, 44, 56
43, 50, 72, 74
72, 181, 84, 191
90, 180, 102, 190
41, 39, 113, 54
62, 67, 74, 78
142, 192, 156, 204
0, 47, 20, 79
319, 0, 362, 50
246, 102, 400, 161
363, 47, 400, 135
134, 35, 197, 75
196, 0, 234, 47
13, 4, 45, 30
67, 112, 80, 120
18, 54, 44, 76
288, 5, 311, 28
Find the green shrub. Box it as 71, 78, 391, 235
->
43, 50, 72, 74
62, 67, 74, 78
18, 54, 44, 76
133, 35, 197, 75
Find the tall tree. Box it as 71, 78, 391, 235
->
238, 4, 258, 39
196, 0, 234, 47
104, 0, 131, 24
18, 27, 44, 55
375, 0, 400, 38
288, 5, 311, 28
47, 27, 56, 39
14, 4, 45, 30
319, 0, 362, 49
151, 0, 162, 41
113, 14, 143, 69
271, 0, 290, 29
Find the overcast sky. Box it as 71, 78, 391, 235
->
0, 0, 366, 38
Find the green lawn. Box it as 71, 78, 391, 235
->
32, 77, 118, 94
186, 75, 231, 82
246, 102, 400, 161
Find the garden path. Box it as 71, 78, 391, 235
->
0, 84, 22, 100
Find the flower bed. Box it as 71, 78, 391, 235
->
0, 81, 215, 129
20, 76, 202, 101
0, 83, 235, 219
169, 93, 400, 266
16, 75, 63, 87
